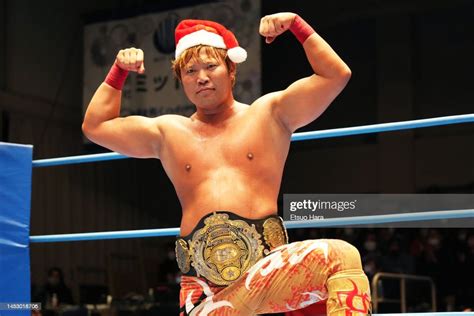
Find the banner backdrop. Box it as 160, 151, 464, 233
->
83, 0, 261, 119
0, 142, 33, 315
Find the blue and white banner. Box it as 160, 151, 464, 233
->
83, 0, 262, 118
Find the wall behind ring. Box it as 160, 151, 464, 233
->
0, 0, 472, 304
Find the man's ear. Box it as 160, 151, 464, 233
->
230, 69, 236, 85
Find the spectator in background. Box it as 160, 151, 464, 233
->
158, 242, 181, 284
361, 232, 378, 257
34, 267, 74, 309
380, 237, 415, 274
377, 228, 396, 254
409, 231, 424, 261
362, 253, 379, 283
419, 229, 442, 279
458, 233, 474, 310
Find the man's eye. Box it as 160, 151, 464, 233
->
207, 64, 216, 69
186, 69, 195, 74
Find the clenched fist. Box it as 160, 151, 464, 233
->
115, 47, 145, 74
259, 12, 297, 44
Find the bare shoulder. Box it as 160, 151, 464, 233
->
152, 114, 193, 141
248, 92, 289, 132
153, 114, 190, 130
250, 92, 280, 108
248, 91, 283, 117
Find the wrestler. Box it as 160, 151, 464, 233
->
82, 12, 371, 316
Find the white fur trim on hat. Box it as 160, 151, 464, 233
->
175, 29, 226, 59
227, 46, 247, 63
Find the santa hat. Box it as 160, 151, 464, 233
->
174, 19, 247, 63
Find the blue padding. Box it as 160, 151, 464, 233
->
0, 142, 33, 315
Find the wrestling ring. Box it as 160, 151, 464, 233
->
1, 113, 474, 315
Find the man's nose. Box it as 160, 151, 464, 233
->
197, 70, 209, 85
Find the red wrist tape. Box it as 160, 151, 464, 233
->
104, 63, 129, 90
289, 15, 315, 45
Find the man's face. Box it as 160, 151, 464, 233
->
48, 271, 60, 286
181, 50, 234, 112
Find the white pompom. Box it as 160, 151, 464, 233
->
227, 46, 247, 63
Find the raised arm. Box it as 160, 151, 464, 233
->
260, 13, 352, 133
82, 48, 163, 158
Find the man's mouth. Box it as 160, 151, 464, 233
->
196, 88, 215, 94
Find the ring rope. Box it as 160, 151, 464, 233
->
30, 209, 474, 243
32, 113, 474, 167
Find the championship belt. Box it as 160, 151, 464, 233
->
262, 216, 288, 251
176, 212, 288, 286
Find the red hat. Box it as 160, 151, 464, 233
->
174, 19, 247, 63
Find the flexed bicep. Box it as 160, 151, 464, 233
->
273, 74, 349, 133
83, 114, 166, 159
83, 47, 164, 158
260, 13, 351, 132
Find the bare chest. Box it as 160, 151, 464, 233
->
160, 115, 289, 181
